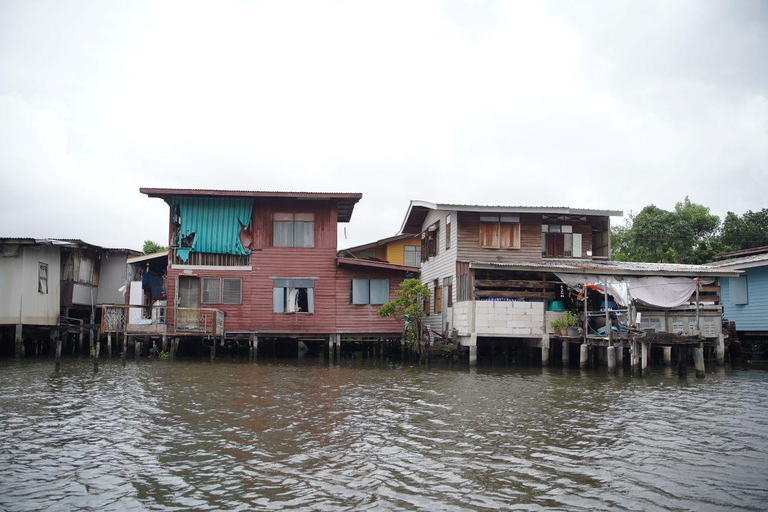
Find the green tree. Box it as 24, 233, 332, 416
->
378, 278, 431, 346
721, 209, 768, 252
611, 197, 721, 264
142, 240, 167, 254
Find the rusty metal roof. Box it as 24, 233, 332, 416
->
467, 258, 740, 277
140, 188, 363, 222
0, 238, 141, 254
709, 252, 768, 270
399, 200, 623, 234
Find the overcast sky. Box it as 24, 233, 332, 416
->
1, 0, 766, 251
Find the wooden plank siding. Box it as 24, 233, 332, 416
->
384, 238, 421, 266
457, 212, 543, 262
164, 196, 405, 336
419, 210, 458, 332
722, 266, 768, 332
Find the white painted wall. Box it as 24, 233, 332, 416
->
419, 209, 458, 332
0, 245, 60, 325
97, 252, 130, 305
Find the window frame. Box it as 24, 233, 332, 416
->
351, 278, 390, 305
479, 214, 520, 249
200, 277, 243, 305
38, 262, 48, 294
273, 213, 315, 248
273, 278, 315, 314
404, 245, 421, 267
445, 215, 451, 250
730, 275, 749, 305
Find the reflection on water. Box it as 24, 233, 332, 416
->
1, 357, 767, 510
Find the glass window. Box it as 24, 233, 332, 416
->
273, 213, 315, 247
404, 245, 421, 267
351, 279, 369, 305
370, 279, 389, 304
273, 279, 314, 313
351, 279, 390, 305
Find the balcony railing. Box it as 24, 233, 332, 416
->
100, 305, 225, 336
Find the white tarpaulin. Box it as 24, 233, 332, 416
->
555, 274, 704, 309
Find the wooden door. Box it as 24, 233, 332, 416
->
177, 276, 200, 330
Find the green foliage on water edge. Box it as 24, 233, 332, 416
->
378, 278, 431, 346
158, 350, 169, 360
612, 198, 768, 264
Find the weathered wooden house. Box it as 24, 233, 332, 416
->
339, 233, 422, 267
117, 189, 416, 354
711, 246, 768, 342
0, 238, 139, 357
398, 201, 739, 368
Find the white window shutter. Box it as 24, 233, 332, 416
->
572, 233, 582, 258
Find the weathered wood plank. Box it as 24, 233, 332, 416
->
475, 279, 555, 289
474, 290, 555, 299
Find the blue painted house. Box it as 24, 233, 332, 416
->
712, 246, 768, 337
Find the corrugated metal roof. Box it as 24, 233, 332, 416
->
0, 237, 141, 254
709, 252, 768, 269
467, 258, 741, 277
140, 188, 363, 223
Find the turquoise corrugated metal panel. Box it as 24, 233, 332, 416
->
173, 196, 253, 262
722, 265, 768, 331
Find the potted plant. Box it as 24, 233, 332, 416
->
565, 311, 580, 337
550, 318, 564, 336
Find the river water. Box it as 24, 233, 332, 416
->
1, 357, 767, 511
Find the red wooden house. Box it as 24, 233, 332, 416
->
133, 188, 417, 352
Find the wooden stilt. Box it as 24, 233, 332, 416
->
55, 335, 62, 373
79, 327, 84, 356
15, 324, 22, 358
162, 335, 168, 352
107, 333, 113, 359
211, 338, 216, 362
93, 336, 100, 373
562, 341, 569, 366
122, 334, 127, 367
134, 339, 140, 361
616, 345, 624, 367
678, 346, 688, 377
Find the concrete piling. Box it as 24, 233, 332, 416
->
694, 347, 705, 378
562, 341, 569, 366
641, 342, 649, 375
663, 346, 672, 366
607, 346, 616, 372
579, 344, 588, 368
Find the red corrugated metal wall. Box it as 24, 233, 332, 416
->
165, 196, 405, 336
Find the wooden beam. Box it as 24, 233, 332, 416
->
474, 279, 555, 289
474, 290, 555, 299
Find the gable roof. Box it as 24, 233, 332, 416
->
709, 250, 768, 270
398, 200, 623, 234
140, 188, 363, 223
339, 233, 419, 254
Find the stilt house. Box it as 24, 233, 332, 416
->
112, 189, 417, 353
398, 201, 740, 366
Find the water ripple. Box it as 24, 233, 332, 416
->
0, 359, 767, 510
